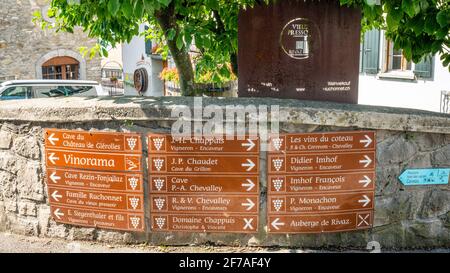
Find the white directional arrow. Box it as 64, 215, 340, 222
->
358, 175, 372, 188
242, 159, 256, 171
47, 133, 59, 146
241, 198, 255, 211
51, 190, 63, 202
359, 155, 372, 168
48, 153, 60, 165
358, 195, 371, 207
359, 135, 373, 148
50, 172, 61, 184
54, 208, 64, 220
271, 218, 285, 231
241, 139, 256, 151
241, 179, 256, 191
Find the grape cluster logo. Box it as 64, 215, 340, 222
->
154, 178, 165, 191
272, 178, 284, 192
155, 217, 166, 229
272, 138, 283, 151
130, 216, 141, 229
126, 137, 137, 150
153, 138, 165, 151
273, 199, 284, 212
272, 158, 284, 171
129, 197, 140, 210
154, 197, 165, 210
153, 158, 164, 171
128, 177, 138, 190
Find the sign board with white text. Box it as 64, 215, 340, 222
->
44, 129, 145, 232
149, 134, 260, 233
267, 131, 376, 233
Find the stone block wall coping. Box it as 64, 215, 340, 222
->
0, 97, 448, 134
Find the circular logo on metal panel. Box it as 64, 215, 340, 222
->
280, 18, 317, 60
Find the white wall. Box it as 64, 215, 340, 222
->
102, 45, 123, 70
358, 54, 450, 113
122, 24, 164, 96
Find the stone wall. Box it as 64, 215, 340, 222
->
0, 0, 101, 81
0, 97, 449, 248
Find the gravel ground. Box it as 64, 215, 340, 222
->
0, 232, 449, 253
0, 232, 293, 253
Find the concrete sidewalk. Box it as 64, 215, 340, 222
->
0, 232, 291, 253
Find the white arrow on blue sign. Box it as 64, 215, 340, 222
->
399, 168, 450, 186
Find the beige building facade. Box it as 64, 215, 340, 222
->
0, 0, 101, 82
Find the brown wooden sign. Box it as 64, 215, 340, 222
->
268, 192, 374, 214
149, 155, 258, 174
46, 149, 142, 172
50, 206, 145, 231
148, 134, 259, 154
48, 187, 144, 212
269, 131, 375, 152
238, 0, 361, 104
45, 129, 141, 153
268, 211, 373, 233
268, 131, 376, 234
151, 214, 258, 233
149, 134, 260, 233
268, 152, 375, 173
151, 195, 258, 213
47, 168, 143, 192
150, 175, 258, 194
269, 172, 374, 193
45, 129, 145, 232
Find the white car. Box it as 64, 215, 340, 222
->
0, 80, 108, 100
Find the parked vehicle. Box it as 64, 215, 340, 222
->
0, 80, 108, 100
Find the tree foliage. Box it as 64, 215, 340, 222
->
345, 0, 449, 70
44, 0, 450, 96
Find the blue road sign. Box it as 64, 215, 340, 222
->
399, 168, 450, 186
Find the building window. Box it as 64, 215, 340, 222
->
145, 26, 152, 56
378, 39, 432, 80
386, 40, 412, 72
102, 69, 123, 80
360, 30, 433, 79
42, 56, 79, 80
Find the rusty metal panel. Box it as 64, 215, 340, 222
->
238, 0, 362, 104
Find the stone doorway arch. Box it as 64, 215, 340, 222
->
42, 56, 80, 80
35, 49, 87, 80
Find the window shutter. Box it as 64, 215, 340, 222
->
359, 43, 363, 73
145, 26, 152, 56
361, 29, 380, 74
414, 56, 433, 78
